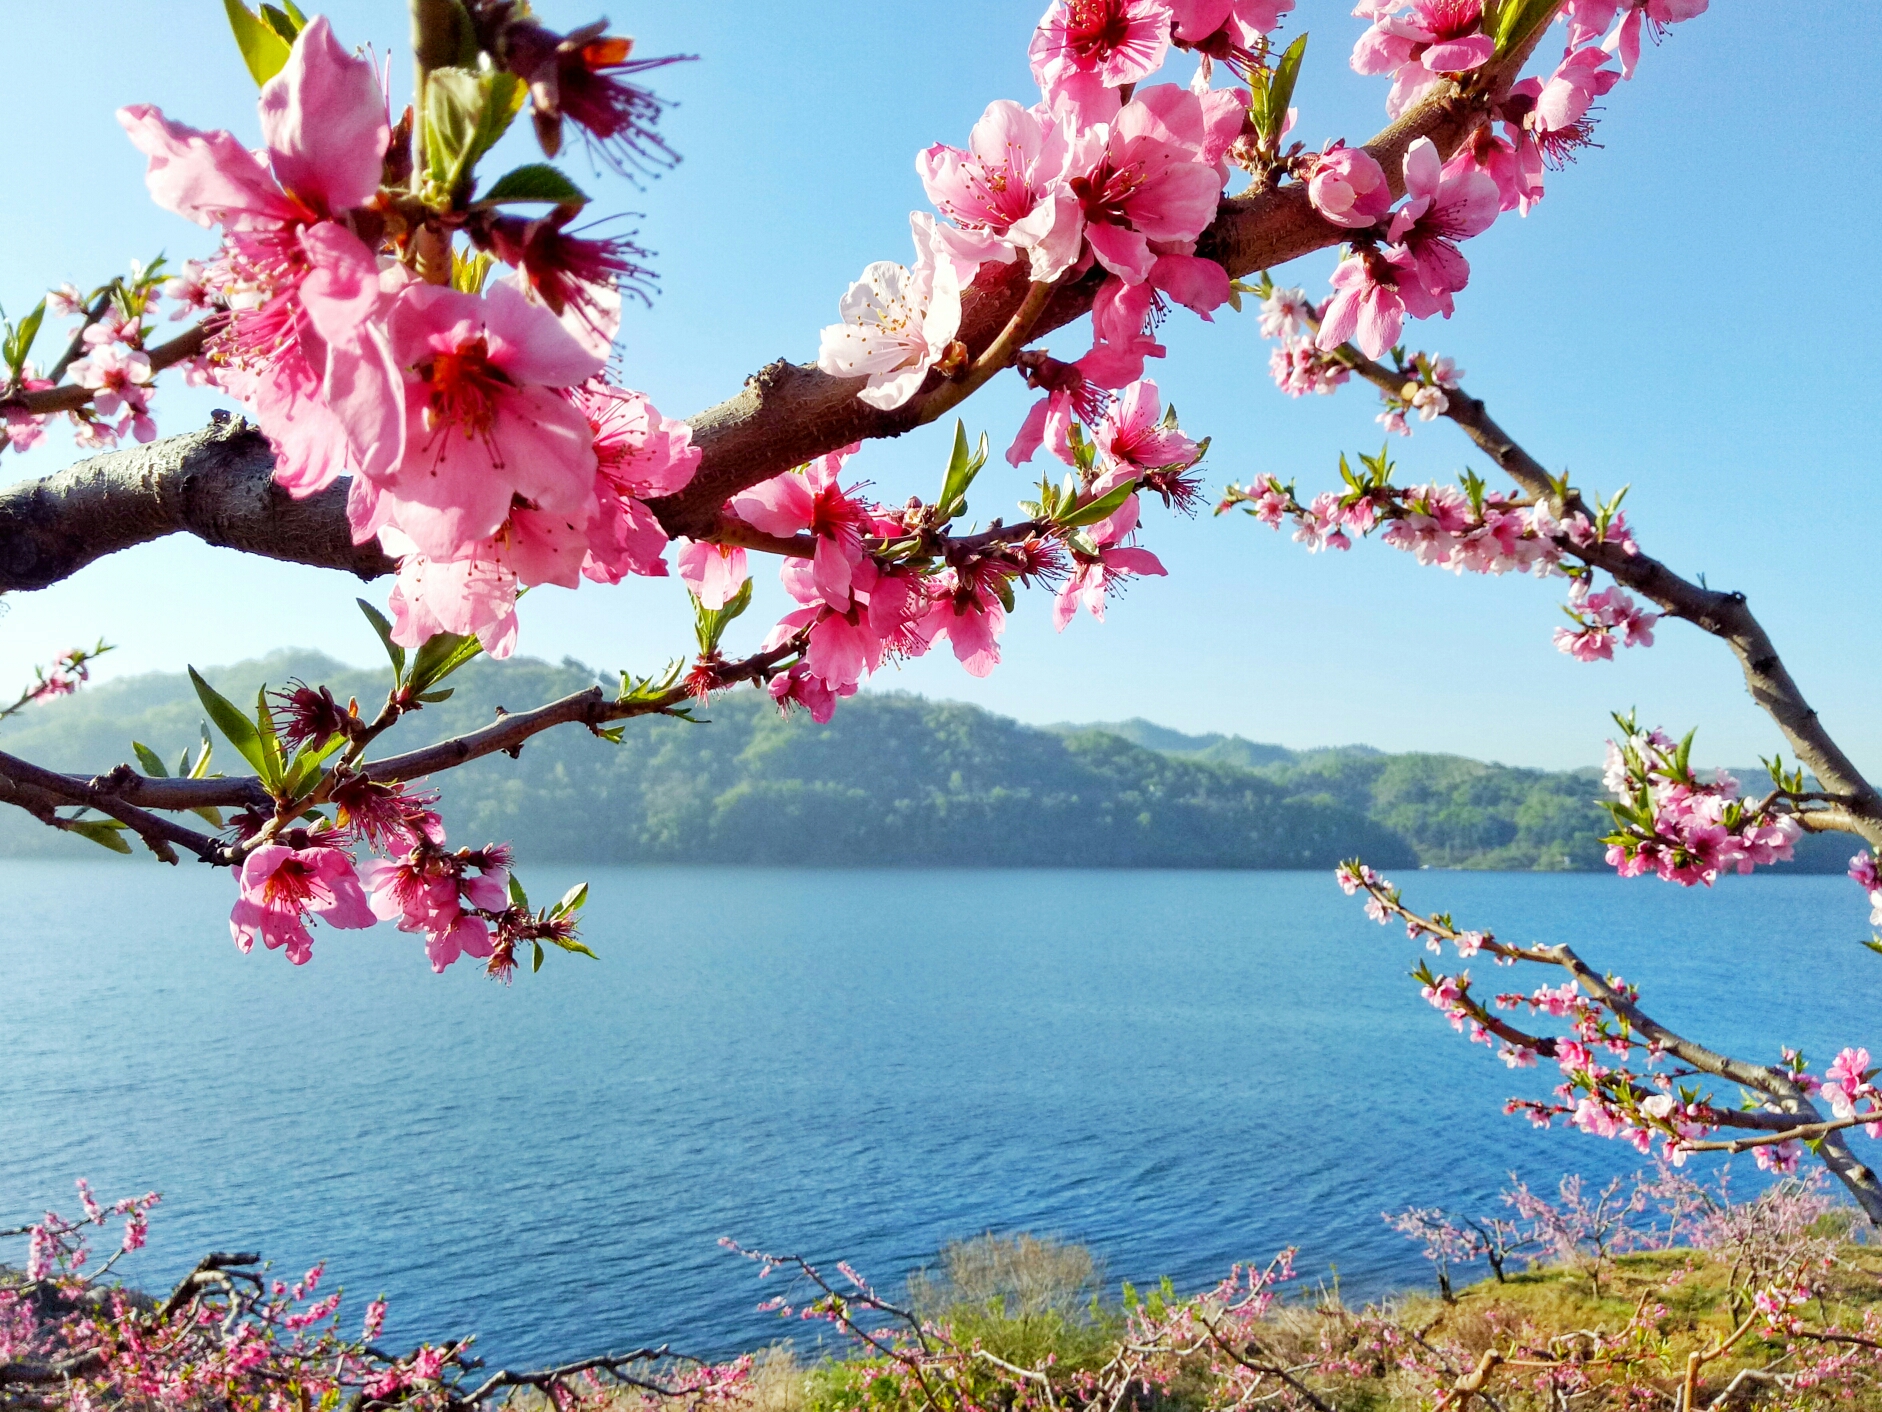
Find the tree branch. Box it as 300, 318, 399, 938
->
0, 42, 1548, 592
1337, 351, 1882, 845
0, 415, 394, 591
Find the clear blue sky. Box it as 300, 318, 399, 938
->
2, 3, 1877, 771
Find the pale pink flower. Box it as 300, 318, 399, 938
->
1315, 247, 1442, 359
1030, 0, 1173, 119
46, 283, 85, 319
383, 540, 521, 659
1169, 0, 1295, 55
816, 221, 962, 411
576, 382, 700, 583
918, 100, 1084, 283
1306, 143, 1393, 229
1534, 46, 1621, 136
675, 538, 750, 609
229, 840, 375, 966
1258, 285, 1312, 339
1054, 542, 1167, 629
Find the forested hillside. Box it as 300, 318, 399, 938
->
0, 652, 1847, 872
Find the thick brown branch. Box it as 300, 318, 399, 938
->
0, 415, 395, 591
0, 34, 1555, 593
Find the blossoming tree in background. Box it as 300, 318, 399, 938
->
4, 0, 1879, 1260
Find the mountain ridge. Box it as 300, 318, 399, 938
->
0, 650, 1848, 873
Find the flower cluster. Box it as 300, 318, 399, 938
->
1553, 581, 1658, 661
1850, 849, 1882, 927
1600, 719, 1801, 887
4, 1179, 754, 1412
115, 14, 698, 659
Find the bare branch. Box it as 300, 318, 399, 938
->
0, 416, 394, 591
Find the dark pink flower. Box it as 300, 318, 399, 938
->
1066, 85, 1225, 286
733, 447, 870, 610
1388, 137, 1500, 303
1030, 0, 1173, 119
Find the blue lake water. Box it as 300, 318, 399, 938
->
2, 863, 1874, 1366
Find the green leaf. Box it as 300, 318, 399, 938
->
258, 2, 304, 42
507, 874, 529, 910
5, 299, 46, 377
531, 940, 545, 973
283, 731, 347, 798
68, 818, 132, 855
416, 688, 455, 703
937, 419, 989, 521
223, 0, 292, 85
255, 688, 288, 788
476, 163, 589, 206
357, 598, 407, 681
424, 68, 527, 200
1492, 0, 1559, 53
554, 882, 589, 917
132, 741, 169, 778
451, 248, 494, 295
693, 577, 755, 657
1057, 478, 1139, 529
406, 629, 485, 696
189, 667, 273, 782
189, 728, 216, 780
551, 934, 598, 959
1250, 32, 1308, 142
280, 0, 308, 22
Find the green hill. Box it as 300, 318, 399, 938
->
0, 651, 1851, 873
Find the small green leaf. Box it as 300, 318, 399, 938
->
68, 818, 132, 855
5, 299, 46, 377
280, 0, 308, 22
476, 163, 590, 206
937, 419, 989, 521
451, 248, 494, 295
258, 2, 304, 42
358, 598, 406, 681
406, 628, 485, 695
190, 667, 271, 781
283, 731, 347, 798
132, 741, 169, 778
507, 874, 529, 910
551, 935, 598, 959
415, 688, 455, 703
1057, 478, 1139, 529
1250, 32, 1308, 142
531, 940, 545, 972
554, 882, 589, 917
223, 0, 292, 85
424, 68, 527, 200
255, 687, 288, 787
693, 577, 755, 657
1493, 0, 1560, 51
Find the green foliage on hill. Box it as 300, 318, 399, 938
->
0, 651, 1849, 872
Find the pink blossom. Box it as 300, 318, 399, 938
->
1534, 46, 1621, 136
119, 18, 403, 492
918, 100, 1084, 283
351, 281, 601, 561
1054, 543, 1167, 629
1030, 0, 1174, 119
228, 840, 375, 966
1007, 357, 1112, 467
1066, 85, 1225, 286
1091, 379, 1197, 476
1388, 137, 1500, 303
1306, 143, 1393, 229
733, 447, 870, 610
382, 540, 521, 659
69, 345, 157, 442
913, 568, 1010, 678
1351, 0, 1496, 118
575, 382, 700, 583
676, 538, 751, 609
1315, 247, 1441, 359
1169, 0, 1294, 55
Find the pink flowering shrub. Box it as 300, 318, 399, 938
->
0, 1180, 754, 1412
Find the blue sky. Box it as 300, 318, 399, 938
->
2, 3, 1876, 771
